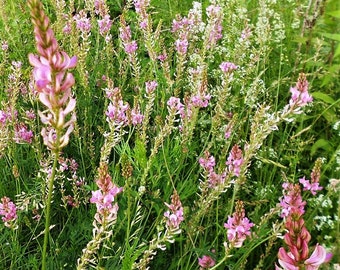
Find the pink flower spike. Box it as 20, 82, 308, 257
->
0, 197, 18, 227
164, 190, 184, 232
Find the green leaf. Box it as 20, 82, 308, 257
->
327, 10, 340, 18
321, 32, 340, 42
335, 44, 340, 58
312, 92, 336, 104
311, 139, 333, 156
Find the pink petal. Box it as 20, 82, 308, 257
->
28, 54, 41, 67
60, 73, 75, 91
278, 248, 297, 266
278, 259, 299, 270
63, 98, 76, 116
39, 93, 52, 109
304, 244, 327, 268
68, 56, 77, 68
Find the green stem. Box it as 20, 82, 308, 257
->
229, 183, 239, 216
41, 147, 60, 270
209, 249, 230, 270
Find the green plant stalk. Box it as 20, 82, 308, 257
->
229, 183, 239, 216
209, 248, 231, 270
41, 132, 61, 270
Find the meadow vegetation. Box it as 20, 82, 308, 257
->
0, 0, 339, 269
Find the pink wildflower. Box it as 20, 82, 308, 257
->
198, 255, 215, 269
90, 164, 123, 225
134, 0, 150, 14
226, 144, 244, 177
131, 107, 144, 125
106, 101, 129, 126
94, 0, 106, 16
191, 94, 211, 108
279, 183, 306, 218
28, 0, 77, 151
171, 18, 182, 32
157, 54, 167, 62
206, 5, 221, 17
208, 21, 222, 46
164, 190, 184, 232
224, 201, 254, 248
224, 123, 233, 139
1, 41, 8, 51
26, 109, 36, 120
0, 197, 17, 227
12, 61, 22, 69
220, 62, 237, 74
73, 10, 91, 33
299, 177, 322, 196
62, 23, 71, 34
240, 26, 251, 41
167, 97, 185, 118
175, 38, 188, 55
119, 25, 132, 42
289, 73, 312, 110
304, 244, 332, 269
98, 15, 112, 36
145, 80, 158, 94
276, 182, 332, 269
206, 5, 223, 47
139, 19, 148, 29
0, 110, 9, 125
14, 123, 34, 144
199, 151, 216, 172
105, 86, 120, 99
134, 0, 150, 30
207, 171, 226, 187
119, 20, 138, 55
124, 41, 138, 54
299, 159, 323, 195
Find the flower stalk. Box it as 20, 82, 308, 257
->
28, 0, 77, 268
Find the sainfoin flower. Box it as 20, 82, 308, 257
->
289, 73, 312, 110
198, 255, 215, 269
226, 144, 244, 177
276, 182, 332, 269
28, 0, 77, 151
175, 38, 188, 55
224, 201, 254, 248
145, 80, 158, 94
131, 106, 144, 125
220, 62, 237, 74
98, 15, 112, 36
119, 20, 138, 55
164, 190, 184, 233
299, 158, 323, 196
14, 123, 34, 144
106, 100, 129, 125
73, 10, 91, 33
199, 151, 216, 173
0, 196, 17, 227
90, 163, 123, 225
